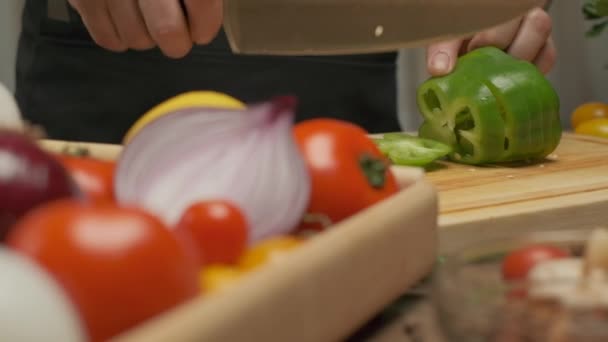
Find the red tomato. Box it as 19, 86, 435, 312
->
56, 154, 115, 203
293, 119, 400, 232
501, 244, 570, 281
6, 199, 199, 342
175, 200, 248, 266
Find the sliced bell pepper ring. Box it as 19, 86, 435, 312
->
416, 46, 562, 165
374, 133, 452, 166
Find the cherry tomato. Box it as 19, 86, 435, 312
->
575, 118, 608, 139
239, 236, 302, 271
55, 154, 115, 203
501, 244, 570, 281
293, 119, 400, 232
571, 102, 608, 129
174, 200, 248, 267
6, 199, 199, 342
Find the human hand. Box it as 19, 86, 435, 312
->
67, 0, 223, 58
426, 7, 555, 76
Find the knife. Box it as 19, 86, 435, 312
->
222, 0, 546, 56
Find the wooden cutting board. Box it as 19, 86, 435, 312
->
394, 132, 608, 254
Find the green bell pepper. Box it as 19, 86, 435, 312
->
374, 133, 451, 167
416, 46, 562, 165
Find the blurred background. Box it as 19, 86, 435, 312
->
1, 0, 606, 131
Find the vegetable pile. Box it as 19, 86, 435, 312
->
442, 229, 608, 341
0, 89, 401, 341
0, 44, 570, 339
504, 228, 608, 275
499, 228, 608, 312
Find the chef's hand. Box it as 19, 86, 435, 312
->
426, 7, 555, 76
67, 0, 222, 58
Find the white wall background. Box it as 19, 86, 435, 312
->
1, 0, 607, 130
0, 0, 24, 92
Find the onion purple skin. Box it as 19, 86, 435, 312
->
0, 129, 80, 239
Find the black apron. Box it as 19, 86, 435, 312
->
15, 0, 400, 144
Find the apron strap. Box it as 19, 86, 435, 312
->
47, 0, 70, 22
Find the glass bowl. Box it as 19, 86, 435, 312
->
431, 228, 608, 342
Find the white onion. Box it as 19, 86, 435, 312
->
0, 247, 86, 342
115, 96, 311, 243
0, 82, 24, 131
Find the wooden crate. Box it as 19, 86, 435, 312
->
40, 140, 439, 342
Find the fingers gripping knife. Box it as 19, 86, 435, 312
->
48, 0, 547, 56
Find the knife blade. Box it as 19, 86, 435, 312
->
222, 0, 545, 56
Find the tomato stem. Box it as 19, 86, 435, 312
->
359, 154, 388, 189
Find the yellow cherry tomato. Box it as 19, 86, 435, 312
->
123, 91, 245, 143
575, 118, 608, 139
238, 236, 303, 271
199, 265, 244, 295
571, 102, 608, 129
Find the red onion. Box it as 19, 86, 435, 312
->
114, 96, 311, 243
0, 130, 79, 239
